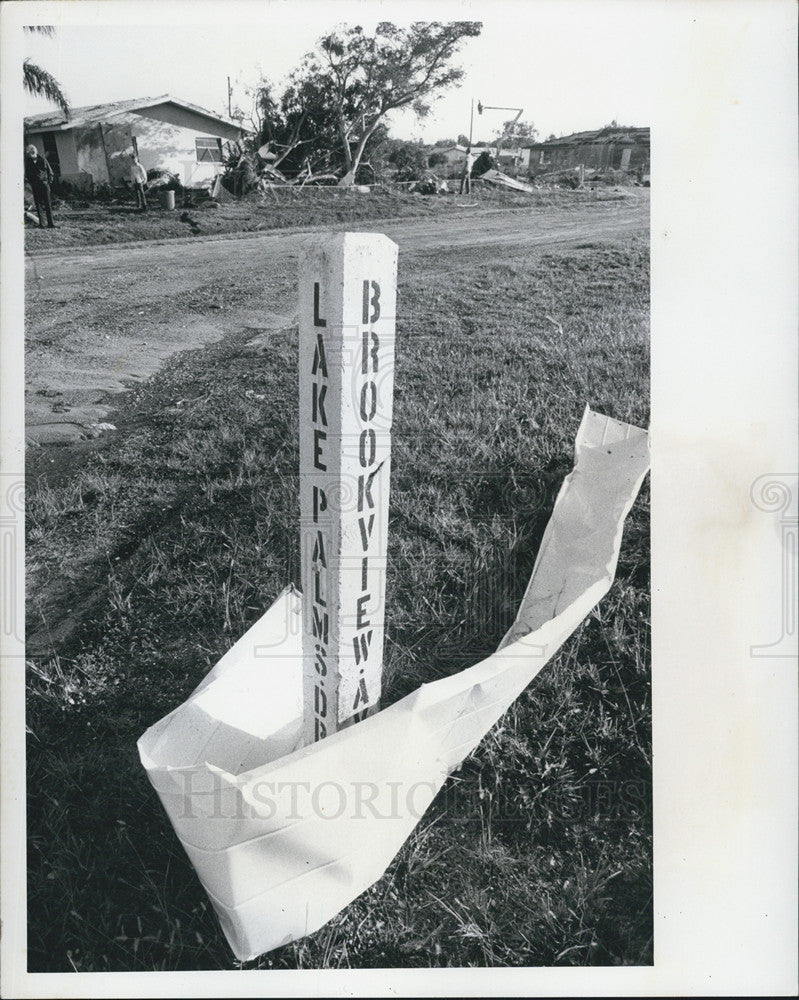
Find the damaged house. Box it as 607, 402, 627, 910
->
24, 95, 247, 192
525, 125, 650, 178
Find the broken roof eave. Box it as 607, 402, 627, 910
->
24, 95, 248, 135
528, 126, 650, 150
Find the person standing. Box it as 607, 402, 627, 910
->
130, 152, 148, 211
24, 144, 56, 228
459, 146, 475, 195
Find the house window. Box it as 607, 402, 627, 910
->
195, 137, 223, 163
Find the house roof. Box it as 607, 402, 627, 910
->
24, 95, 245, 134
427, 143, 497, 155
529, 126, 650, 149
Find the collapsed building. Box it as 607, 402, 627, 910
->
428, 126, 650, 185
524, 125, 650, 179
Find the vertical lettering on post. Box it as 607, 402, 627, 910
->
299, 233, 397, 744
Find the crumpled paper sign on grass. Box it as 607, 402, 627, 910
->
138, 405, 650, 961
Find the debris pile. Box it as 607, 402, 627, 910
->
479, 168, 534, 193
409, 172, 449, 195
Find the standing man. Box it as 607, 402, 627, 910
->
130, 152, 148, 211
459, 145, 475, 195
24, 144, 56, 228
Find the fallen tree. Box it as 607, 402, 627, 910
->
315, 22, 483, 186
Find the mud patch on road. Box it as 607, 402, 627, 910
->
25, 309, 295, 446
26, 318, 225, 445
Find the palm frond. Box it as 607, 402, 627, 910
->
23, 59, 70, 118
24, 25, 56, 37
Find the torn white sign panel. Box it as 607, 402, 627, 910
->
138, 406, 650, 961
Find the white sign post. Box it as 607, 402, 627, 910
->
299, 233, 398, 743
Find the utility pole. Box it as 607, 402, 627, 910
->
460, 98, 476, 194
468, 98, 474, 148
227, 76, 232, 118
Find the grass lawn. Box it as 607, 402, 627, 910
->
25, 230, 650, 970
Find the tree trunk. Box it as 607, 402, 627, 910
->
338, 118, 381, 187
336, 111, 354, 185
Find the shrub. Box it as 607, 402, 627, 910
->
146, 169, 183, 193
472, 151, 495, 177
221, 150, 259, 196
388, 141, 429, 182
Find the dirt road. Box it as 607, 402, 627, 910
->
25, 195, 648, 445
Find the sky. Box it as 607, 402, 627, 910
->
19, 0, 661, 143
